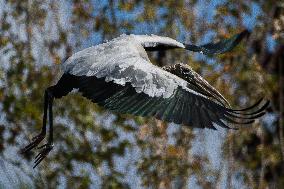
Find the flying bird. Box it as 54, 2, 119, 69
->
21, 30, 269, 168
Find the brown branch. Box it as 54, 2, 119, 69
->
279, 45, 284, 160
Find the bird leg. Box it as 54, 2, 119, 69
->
33, 88, 54, 168
21, 90, 49, 154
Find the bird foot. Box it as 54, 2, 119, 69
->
33, 143, 54, 168
21, 133, 45, 154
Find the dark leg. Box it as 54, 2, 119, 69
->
22, 74, 78, 168
33, 88, 54, 168
21, 89, 49, 154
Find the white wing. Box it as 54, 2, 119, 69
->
131, 34, 185, 49
61, 35, 198, 98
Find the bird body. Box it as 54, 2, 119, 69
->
62, 34, 190, 98
21, 30, 269, 168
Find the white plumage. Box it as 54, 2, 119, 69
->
62, 34, 191, 98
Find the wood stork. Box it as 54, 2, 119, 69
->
21, 30, 269, 168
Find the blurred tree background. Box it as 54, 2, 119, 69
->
0, 0, 283, 188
